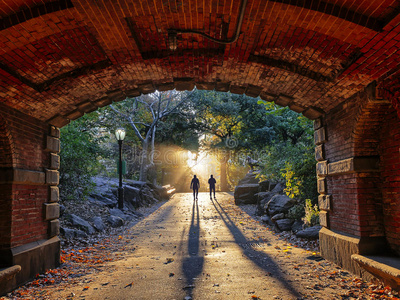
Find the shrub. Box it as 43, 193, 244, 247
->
303, 198, 320, 227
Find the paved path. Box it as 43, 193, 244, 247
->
37, 193, 379, 299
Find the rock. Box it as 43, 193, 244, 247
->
271, 213, 285, 221
234, 184, 259, 205
123, 185, 141, 210
88, 196, 116, 208
267, 194, 296, 216
291, 220, 304, 233
237, 172, 259, 185
60, 227, 75, 239
75, 229, 88, 238
109, 208, 130, 220
68, 214, 96, 234
261, 215, 273, 226
275, 219, 294, 231
296, 225, 322, 239
259, 180, 271, 192
59, 204, 66, 217
107, 215, 124, 228
271, 182, 285, 194
256, 191, 275, 215
92, 216, 105, 232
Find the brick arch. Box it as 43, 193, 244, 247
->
349, 88, 391, 247
351, 95, 400, 256
3, 0, 400, 293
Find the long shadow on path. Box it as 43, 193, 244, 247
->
211, 195, 302, 298
182, 199, 204, 299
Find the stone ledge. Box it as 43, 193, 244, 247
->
320, 228, 387, 277
0, 168, 45, 185
0, 237, 60, 295
0, 265, 21, 295
328, 156, 380, 175
352, 255, 400, 290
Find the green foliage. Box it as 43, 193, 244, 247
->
303, 199, 320, 227
288, 203, 305, 220
59, 114, 106, 201
282, 162, 301, 199
258, 107, 318, 203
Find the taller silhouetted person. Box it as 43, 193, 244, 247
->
190, 175, 200, 201
208, 175, 216, 199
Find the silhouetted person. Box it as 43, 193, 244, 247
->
190, 175, 200, 200
208, 175, 216, 199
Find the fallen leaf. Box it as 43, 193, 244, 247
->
124, 282, 133, 288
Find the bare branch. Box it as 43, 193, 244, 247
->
109, 104, 144, 142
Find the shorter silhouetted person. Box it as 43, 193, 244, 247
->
208, 175, 216, 199
190, 175, 200, 200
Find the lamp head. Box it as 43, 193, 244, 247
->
168, 30, 177, 51
115, 128, 126, 141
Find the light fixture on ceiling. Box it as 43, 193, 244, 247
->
167, 0, 248, 51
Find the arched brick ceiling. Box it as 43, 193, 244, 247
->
1, 0, 400, 127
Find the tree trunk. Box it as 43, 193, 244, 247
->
219, 151, 230, 191
139, 139, 149, 181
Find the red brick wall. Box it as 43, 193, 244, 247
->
0, 105, 50, 249
379, 108, 400, 255
0, 184, 12, 250
11, 184, 48, 247
1, 107, 50, 171
326, 174, 359, 234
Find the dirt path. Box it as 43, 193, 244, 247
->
3, 192, 399, 300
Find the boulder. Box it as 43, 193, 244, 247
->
256, 191, 275, 215
271, 213, 285, 221
296, 225, 322, 239
234, 184, 259, 205
291, 220, 304, 233
260, 215, 271, 224
237, 172, 259, 185
88, 196, 115, 208
75, 229, 88, 238
109, 208, 131, 221
275, 219, 294, 231
92, 216, 105, 232
271, 182, 285, 194
267, 194, 296, 216
259, 180, 271, 192
68, 214, 96, 234
60, 227, 75, 239
107, 215, 124, 228
123, 185, 141, 210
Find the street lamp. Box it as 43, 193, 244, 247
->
115, 128, 126, 209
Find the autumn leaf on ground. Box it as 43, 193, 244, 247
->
124, 282, 133, 288
165, 258, 174, 264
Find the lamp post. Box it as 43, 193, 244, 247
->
115, 128, 126, 209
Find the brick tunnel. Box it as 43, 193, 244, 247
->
1, 0, 400, 294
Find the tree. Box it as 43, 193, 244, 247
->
109, 90, 193, 182
59, 114, 106, 201
256, 101, 317, 202
189, 91, 270, 190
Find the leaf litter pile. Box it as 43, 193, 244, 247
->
1, 235, 132, 300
